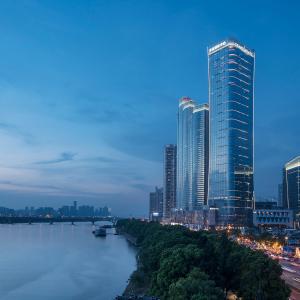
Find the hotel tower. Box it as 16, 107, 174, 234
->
208, 39, 255, 226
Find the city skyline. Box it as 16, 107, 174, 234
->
0, 201, 111, 218
0, 1, 299, 217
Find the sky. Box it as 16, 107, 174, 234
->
0, 0, 299, 216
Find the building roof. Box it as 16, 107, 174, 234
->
193, 103, 209, 113
208, 39, 255, 58
179, 96, 195, 108
285, 156, 300, 171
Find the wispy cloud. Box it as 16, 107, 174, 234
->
83, 156, 119, 163
0, 122, 35, 145
130, 183, 154, 191
0, 179, 61, 191
35, 152, 77, 165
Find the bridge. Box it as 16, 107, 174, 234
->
0, 216, 120, 225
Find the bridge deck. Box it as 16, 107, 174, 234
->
0, 216, 118, 224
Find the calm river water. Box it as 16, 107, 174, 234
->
0, 222, 136, 300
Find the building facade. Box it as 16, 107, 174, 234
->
253, 209, 293, 228
149, 187, 163, 221
163, 144, 177, 219
283, 156, 300, 213
278, 183, 283, 207
192, 104, 209, 209
176, 97, 209, 211
208, 39, 255, 226
176, 97, 196, 210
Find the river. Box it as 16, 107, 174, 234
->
0, 222, 136, 300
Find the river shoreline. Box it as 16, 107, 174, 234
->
117, 230, 150, 298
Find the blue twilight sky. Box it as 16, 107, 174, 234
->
0, 0, 299, 216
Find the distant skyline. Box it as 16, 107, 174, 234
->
0, 1, 299, 216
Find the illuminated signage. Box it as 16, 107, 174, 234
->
208, 41, 226, 54
208, 41, 255, 57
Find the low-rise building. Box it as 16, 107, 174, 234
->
253, 209, 293, 228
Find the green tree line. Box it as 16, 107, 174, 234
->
117, 219, 290, 300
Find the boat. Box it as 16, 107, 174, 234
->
101, 224, 113, 229
93, 227, 106, 237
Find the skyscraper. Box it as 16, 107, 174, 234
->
176, 97, 195, 210
283, 156, 300, 213
163, 144, 177, 219
149, 187, 163, 221
176, 97, 209, 211
278, 183, 283, 207
192, 104, 209, 209
208, 39, 255, 226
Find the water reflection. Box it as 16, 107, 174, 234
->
0, 222, 136, 300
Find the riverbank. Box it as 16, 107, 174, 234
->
123, 232, 138, 246
115, 228, 150, 297
116, 219, 291, 300
122, 269, 150, 297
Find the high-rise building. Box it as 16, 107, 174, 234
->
283, 156, 300, 213
192, 104, 209, 209
278, 183, 283, 207
163, 144, 177, 219
176, 97, 209, 211
176, 97, 195, 210
208, 39, 255, 226
149, 187, 163, 221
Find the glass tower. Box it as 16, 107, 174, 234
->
192, 104, 209, 209
177, 97, 195, 210
177, 97, 209, 211
163, 144, 177, 218
283, 156, 300, 213
208, 39, 255, 226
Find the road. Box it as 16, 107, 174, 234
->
279, 259, 300, 299
235, 237, 300, 299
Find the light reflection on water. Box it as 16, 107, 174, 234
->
0, 222, 136, 300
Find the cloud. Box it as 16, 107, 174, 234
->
63, 90, 139, 125
0, 122, 35, 145
0, 179, 61, 191
83, 156, 119, 163
130, 183, 154, 191
35, 152, 77, 165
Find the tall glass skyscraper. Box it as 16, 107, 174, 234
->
177, 97, 195, 210
208, 39, 255, 226
192, 104, 209, 209
163, 144, 177, 218
283, 156, 300, 213
177, 97, 209, 211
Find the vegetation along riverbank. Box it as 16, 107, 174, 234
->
116, 219, 290, 300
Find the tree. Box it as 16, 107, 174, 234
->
168, 268, 224, 300
150, 245, 204, 299
116, 220, 291, 300
239, 251, 290, 300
